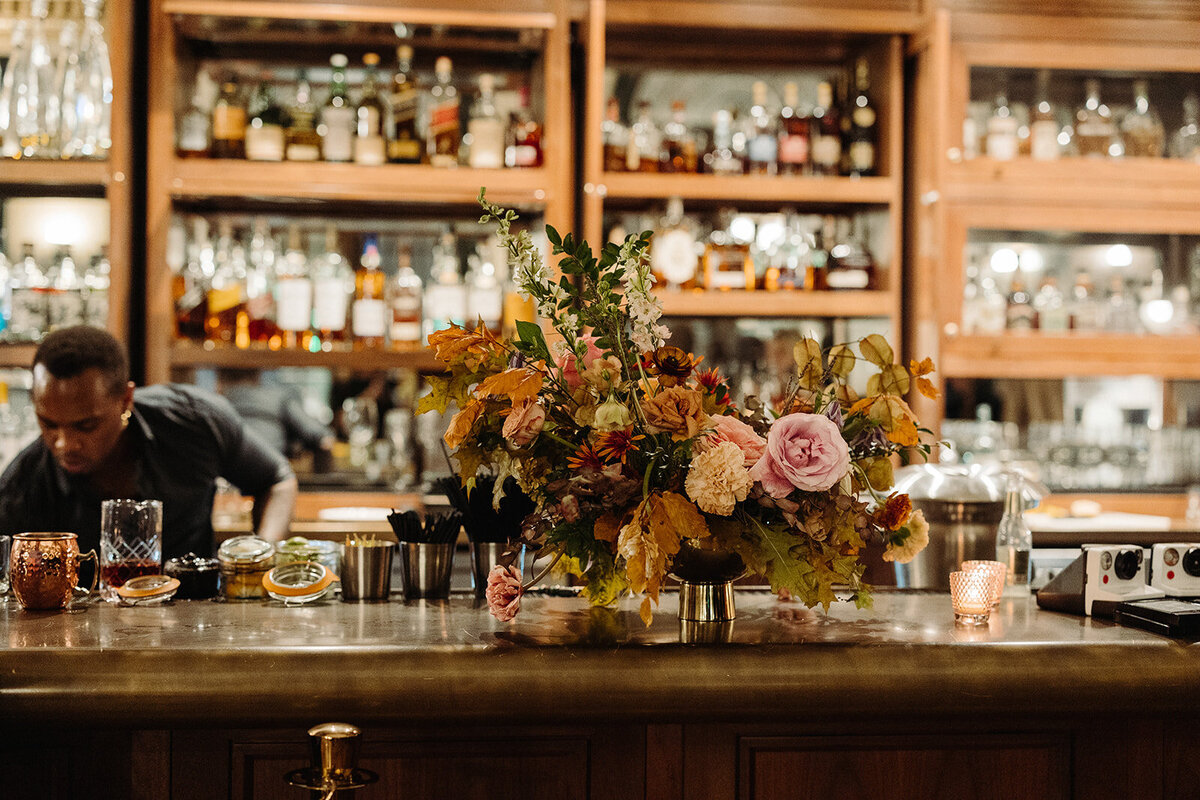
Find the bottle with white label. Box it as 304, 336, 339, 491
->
275, 224, 313, 349
466, 245, 503, 335
351, 234, 388, 349
746, 82, 778, 176
354, 53, 387, 165
825, 217, 876, 290
777, 83, 810, 176
1029, 69, 1060, 161
650, 196, 699, 291
244, 76, 286, 162
320, 54, 355, 162
310, 224, 352, 349
985, 75, 1018, 160
810, 82, 842, 176
388, 244, 423, 348
423, 232, 467, 338
467, 73, 505, 169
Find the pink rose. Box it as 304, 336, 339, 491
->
697, 414, 767, 468
554, 335, 605, 391
502, 399, 545, 447
486, 564, 524, 622
750, 412, 850, 498
558, 494, 581, 523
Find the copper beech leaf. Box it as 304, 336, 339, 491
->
474, 367, 545, 406
858, 334, 893, 368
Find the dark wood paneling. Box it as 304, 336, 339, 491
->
1074, 720, 1164, 800
646, 724, 684, 800
1164, 720, 1200, 800
943, 0, 1200, 20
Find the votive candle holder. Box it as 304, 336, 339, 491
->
962, 560, 1006, 608
949, 569, 992, 626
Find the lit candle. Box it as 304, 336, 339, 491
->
962, 560, 1006, 607
950, 570, 992, 625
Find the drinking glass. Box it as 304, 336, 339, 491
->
56, 0, 112, 158
0, 0, 61, 159
100, 499, 163, 601
0, 534, 11, 597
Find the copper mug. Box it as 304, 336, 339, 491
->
10, 532, 98, 610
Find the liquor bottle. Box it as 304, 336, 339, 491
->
1171, 93, 1200, 161
825, 216, 877, 290
1068, 271, 1100, 331
427, 56, 460, 168
1121, 79, 1165, 158
211, 79, 246, 159
354, 53, 387, 166
466, 245, 503, 335
83, 248, 110, 328
746, 82, 779, 176
8, 244, 46, 342
320, 54, 355, 163
177, 76, 212, 158
627, 101, 661, 172
777, 82, 810, 176
847, 57, 878, 176
387, 244, 423, 349
505, 89, 543, 168
602, 97, 629, 172
285, 72, 322, 162
4, 0, 59, 158
467, 73, 506, 169
995, 482, 1031, 589
275, 224, 313, 350
661, 100, 697, 173
1075, 79, 1116, 158
44, 247, 85, 331
976, 277, 1008, 334
351, 235, 388, 349
423, 232, 467, 338
205, 221, 247, 345
244, 76, 287, 162
174, 218, 211, 341
704, 109, 744, 176
310, 225, 353, 349
244, 218, 278, 344
807, 216, 833, 291
1029, 69, 1060, 161
650, 197, 700, 291
1005, 277, 1035, 330
810, 81, 842, 176
0, 248, 10, 336
388, 45, 423, 164
1032, 276, 1068, 331
703, 209, 754, 291
985, 75, 1018, 161
777, 213, 811, 290
1104, 275, 1140, 332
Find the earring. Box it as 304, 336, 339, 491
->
121, 409, 132, 428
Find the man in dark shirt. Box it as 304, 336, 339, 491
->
217, 368, 334, 463
0, 326, 298, 558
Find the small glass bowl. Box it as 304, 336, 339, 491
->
262, 561, 335, 605
116, 574, 181, 606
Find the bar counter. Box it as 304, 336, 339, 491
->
4, 589, 1199, 799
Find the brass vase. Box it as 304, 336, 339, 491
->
671, 539, 745, 624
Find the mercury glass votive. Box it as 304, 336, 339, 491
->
962, 560, 1006, 608
949, 569, 992, 626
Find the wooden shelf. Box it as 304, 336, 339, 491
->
0, 345, 37, 369
603, 0, 922, 34
940, 334, 1200, 380
167, 160, 553, 207
169, 342, 442, 372
162, 0, 557, 29
660, 289, 893, 318
0, 160, 110, 189
598, 172, 894, 205
944, 157, 1200, 213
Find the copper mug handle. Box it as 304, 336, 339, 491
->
76, 548, 99, 598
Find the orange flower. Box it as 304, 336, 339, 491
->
567, 443, 605, 471
647, 346, 700, 388
875, 493, 912, 531
595, 428, 644, 464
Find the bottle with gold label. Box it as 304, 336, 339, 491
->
388, 45, 423, 164
211, 79, 246, 159
387, 244, 423, 349
704, 209, 755, 291
351, 235, 388, 349
650, 197, 700, 291
847, 57, 877, 176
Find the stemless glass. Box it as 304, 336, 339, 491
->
0, 0, 61, 159
57, 0, 112, 158
100, 499, 163, 601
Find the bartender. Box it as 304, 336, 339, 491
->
0, 326, 297, 558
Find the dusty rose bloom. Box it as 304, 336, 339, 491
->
558, 494, 581, 523
486, 564, 524, 622
641, 386, 707, 440
503, 399, 546, 447
554, 335, 605, 392
696, 414, 767, 468
750, 412, 851, 497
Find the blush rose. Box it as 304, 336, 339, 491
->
486, 564, 524, 622
555, 335, 605, 392
502, 399, 546, 447
697, 414, 767, 468
750, 412, 851, 497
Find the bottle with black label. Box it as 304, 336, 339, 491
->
846, 57, 877, 176
388, 45, 423, 164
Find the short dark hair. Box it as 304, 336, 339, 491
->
33, 325, 130, 396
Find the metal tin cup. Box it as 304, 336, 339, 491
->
340, 540, 395, 602
400, 541, 454, 601
468, 541, 512, 600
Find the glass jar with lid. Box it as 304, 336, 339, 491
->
262, 561, 335, 605
217, 535, 276, 600
164, 552, 220, 599
116, 574, 181, 606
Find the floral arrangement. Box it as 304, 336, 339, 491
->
420, 191, 939, 624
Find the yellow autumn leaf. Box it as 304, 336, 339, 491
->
915, 376, 940, 400
793, 337, 824, 390
593, 514, 622, 544
828, 344, 855, 379
886, 419, 920, 447
848, 396, 874, 416
909, 357, 935, 378
443, 399, 484, 449
908, 356, 940, 400
858, 334, 894, 368
475, 367, 545, 406
639, 597, 654, 627
868, 395, 920, 447
875, 364, 911, 396
657, 492, 711, 541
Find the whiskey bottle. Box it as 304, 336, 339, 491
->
847, 57, 877, 176
387, 45, 423, 164
351, 235, 388, 349
704, 208, 754, 291
746, 82, 778, 176
1029, 69, 1060, 161
505, 89, 543, 168
285, 72, 322, 162
244, 217, 279, 344
177, 76, 212, 158
1075, 79, 1116, 158
1121, 79, 1165, 158
211, 80, 246, 159
1171, 93, 1200, 161
807, 216, 833, 291
310, 224, 352, 349
627, 101, 661, 172
427, 56, 460, 168
174, 219, 211, 342
275, 224, 313, 350
387, 244, 423, 349
320, 54, 355, 163
661, 100, 697, 173
810, 81, 841, 176
353, 53, 387, 166
424, 232, 467, 338
244, 76, 287, 162
777, 82, 810, 176
650, 197, 700, 291
602, 97, 629, 172
205, 220, 247, 345
985, 74, 1018, 161
467, 73, 506, 169
704, 109, 744, 175
826, 216, 877, 291
1005, 277, 1036, 330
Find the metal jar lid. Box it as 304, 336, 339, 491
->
164, 552, 219, 575
217, 535, 276, 566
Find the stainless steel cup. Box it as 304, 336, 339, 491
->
469, 541, 510, 600
340, 540, 395, 602
399, 541, 455, 600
